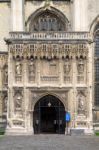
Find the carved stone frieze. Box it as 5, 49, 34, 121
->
9, 43, 88, 60
12, 119, 25, 127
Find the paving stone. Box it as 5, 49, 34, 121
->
0, 135, 99, 150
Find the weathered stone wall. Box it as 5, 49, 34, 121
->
25, 1, 71, 30
0, 2, 10, 52
87, 0, 99, 30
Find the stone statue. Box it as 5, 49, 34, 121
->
29, 61, 35, 76
4, 96, 7, 112
4, 67, 8, 84
16, 62, 22, 75
15, 93, 22, 110
64, 61, 71, 74
77, 59, 84, 74
78, 93, 85, 115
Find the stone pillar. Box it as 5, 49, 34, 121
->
73, 0, 88, 31
37, 59, 41, 87
59, 58, 63, 87
72, 57, 77, 128
84, 42, 94, 134
11, 0, 25, 31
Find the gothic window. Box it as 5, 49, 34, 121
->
95, 25, 99, 106
29, 11, 68, 32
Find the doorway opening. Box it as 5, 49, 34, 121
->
33, 95, 66, 134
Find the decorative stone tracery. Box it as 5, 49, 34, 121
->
10, 43, 88, 60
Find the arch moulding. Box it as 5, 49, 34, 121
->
30, 90, 68, 111
26, 6, 70, 32
90, 15, 99, 34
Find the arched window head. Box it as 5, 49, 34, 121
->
28, 8, 70, 32
94, 24, 99, 57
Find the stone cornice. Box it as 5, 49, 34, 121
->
4, 32, 92, 44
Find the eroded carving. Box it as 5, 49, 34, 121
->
15, 61, 22, 76
77, 91, 86, 115
3, 94, 7, 113
77, 59, 84, 74
14, 90, 23, 111
64, 59, 72, 83
28, 60, 36, 82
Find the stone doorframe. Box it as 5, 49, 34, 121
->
27, 87, 69, 134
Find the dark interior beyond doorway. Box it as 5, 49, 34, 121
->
33, 95, 65, 134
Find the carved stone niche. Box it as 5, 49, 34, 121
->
15, 60, 23, 82
2, 92, 8, 115
77, 90, 87, 116
14, 89, 23, 114
77, 58, 86, 83
77, 58, 85, 75
63, 58, 72, 83
3, 65, 8, 87
28, 59, 36, 82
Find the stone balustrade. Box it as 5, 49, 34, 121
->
9, 32, 92, 41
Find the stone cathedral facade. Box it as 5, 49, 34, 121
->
0, 0, 99, 135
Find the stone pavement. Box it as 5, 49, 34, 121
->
0, 135, 99, 150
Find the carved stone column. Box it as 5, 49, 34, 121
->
11, 0, 25, 31
37, 59, 41, 87
85, 42, 94, 134
59, 58, 63, 87
73, 0, 88, 31
7, 50, 14, 125
72, 57, 77, 128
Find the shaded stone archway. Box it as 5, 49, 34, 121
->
33, 94, 66, 134
26, 6, 70, 32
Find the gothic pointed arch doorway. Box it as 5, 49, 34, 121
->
33, 95, 66, 134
